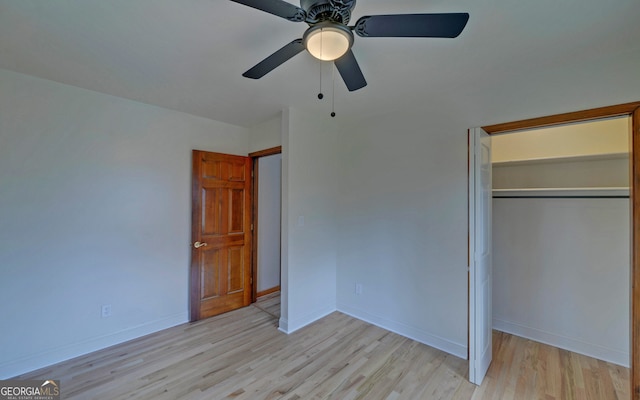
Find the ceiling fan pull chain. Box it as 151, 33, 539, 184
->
317, 29, 325, 100
317, 59, 324, 100
331, 64, 336, 118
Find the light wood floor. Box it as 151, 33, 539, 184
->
252, 291, 281, 320
17, 294, 628, 399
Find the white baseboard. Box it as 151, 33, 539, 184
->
0, 312, 188, 379
493, 318, 629, 367
279, 304, 335, 334
337, 303, 467, 360
278, 317, 289, 334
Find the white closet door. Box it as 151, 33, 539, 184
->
468, 127, 492, 385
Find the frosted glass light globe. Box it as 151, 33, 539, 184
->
304, 24, 353, 61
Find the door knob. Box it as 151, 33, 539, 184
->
194, 241, 208, 249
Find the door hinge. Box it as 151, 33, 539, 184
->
251, 223, 254, 231
251, 170, 254, 178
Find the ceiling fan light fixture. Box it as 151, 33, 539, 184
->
303, 23, 353, 61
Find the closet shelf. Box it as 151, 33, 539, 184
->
492, 152, 629, 167
493, 187, 629, 198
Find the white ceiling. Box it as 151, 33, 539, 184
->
1, 0, 639, 128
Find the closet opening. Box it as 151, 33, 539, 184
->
491, 116, 631, 367
471, 101, 640, 395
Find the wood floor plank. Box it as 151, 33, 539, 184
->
16, 296, 629, 400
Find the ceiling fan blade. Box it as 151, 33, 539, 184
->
354, 13, 469, 38
243, 39, 305, 79
230, 0, 306, 22
334, 50, 367, 91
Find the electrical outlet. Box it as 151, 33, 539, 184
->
355, 283, 363, 295
101, 304, 112, 318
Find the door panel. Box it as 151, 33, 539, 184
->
230, 189, 245, 233
203, 188, 223, 235
229, 161, 247, 181
191, 150, 252, 321
201, 248, 221, 299
469, 127, 492, 385
228, 246, 245, 293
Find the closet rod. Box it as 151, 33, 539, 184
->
493, 195, 629, 199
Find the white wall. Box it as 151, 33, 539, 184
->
261, 105, 473, 360
492, 197, 630, 366
249, 114, 282, 153
279, 108, 338, 333
257, 154, 281, 293
335, 110, 470, 358
0, 69, 249, 378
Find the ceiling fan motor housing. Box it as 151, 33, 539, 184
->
301, 0, 356, 24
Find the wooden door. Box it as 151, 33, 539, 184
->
190, 150, 252, 321
468, 127, 492, 385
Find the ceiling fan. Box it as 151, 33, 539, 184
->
230, 0, 469, 92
